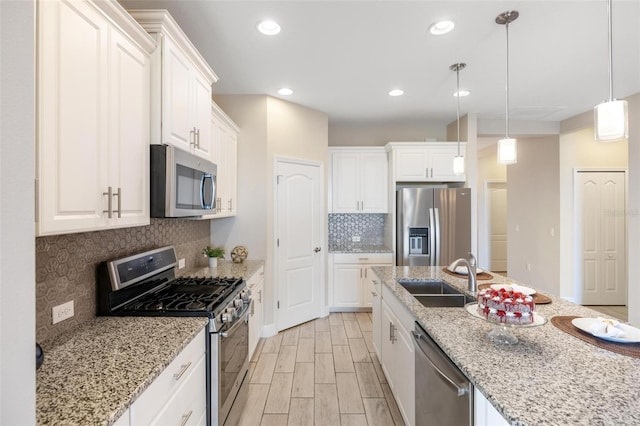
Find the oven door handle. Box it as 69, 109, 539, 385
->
221, 308, 249, 338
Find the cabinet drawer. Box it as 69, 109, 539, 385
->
247, 266, 264, 288
150, 354, 207, 426
131, 328, 206, 424
332, 253, 393, 264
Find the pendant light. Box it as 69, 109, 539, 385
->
450, 63, 466, 175
594, 0, 628, 142
496, 11, 519, 165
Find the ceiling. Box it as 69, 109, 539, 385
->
120, 0, 640, 127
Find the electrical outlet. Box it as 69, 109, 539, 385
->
352, 236, 361, 242
178, 258, 186, 269
52, 301, 74, 324
526, 263, 532, 272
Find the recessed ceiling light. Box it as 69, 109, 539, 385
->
278, 88, 293, 96
388, 89, 404, 97
429, 20, 455, 35
454, 90, 470, 97
257, 20, 281, 35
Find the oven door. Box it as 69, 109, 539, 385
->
215, 306, 249, 425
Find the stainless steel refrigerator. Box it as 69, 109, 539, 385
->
396, 187, 471, 266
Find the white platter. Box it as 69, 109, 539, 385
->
489, 283, 536, 296
449, 266, 484, 275
465, 303, 546, 327
571, 317, 640, 343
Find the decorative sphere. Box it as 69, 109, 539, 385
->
230, 246, 248, 263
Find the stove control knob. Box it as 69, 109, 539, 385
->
226, 307, 237, 319
221, 313, 231, 323
234, 299, 244, 309
241, 290, 251, 301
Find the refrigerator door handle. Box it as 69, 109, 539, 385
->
429, 208, 436, 266
434, 207, 441, 266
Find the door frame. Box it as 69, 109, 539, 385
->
481, 179, 507, 270
273, 156, 327, 332
572, 167, 628, 305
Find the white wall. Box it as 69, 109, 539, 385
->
558, 127, 628, 302
211, 95, 329, 331
0, 0, 36, 423
329, 121, 446, 146
506, 136, 560, 296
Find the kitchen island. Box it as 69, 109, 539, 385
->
371, 266, 640, 425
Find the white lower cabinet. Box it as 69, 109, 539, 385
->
330, 253, 393, 308
474, 388, 509, 426
371, 279, 382, 357
129, 328, 206, 426
248, 266, 265, 358
380, 287, 415, 426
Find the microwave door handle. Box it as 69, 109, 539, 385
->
200, 174, 214, 209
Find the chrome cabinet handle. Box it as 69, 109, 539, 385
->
173, 361, 192, 380
103, 187, 113, 218
179, 410, 193, 426
196, 128, 200, 148
114, 187, 121, 218
258, 289, 262, 303
365, 269, 368, 278
371, 291, 377, 297
389, 322, 396, 343
228, 199, 232, 211
360, 269, 363, 279
190, 126, 197, 147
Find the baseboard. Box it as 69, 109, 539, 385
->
321, 305, 331, 317
261, 323, 277, 338
329, 307, 373, 313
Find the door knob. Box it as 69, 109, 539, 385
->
314, 247, 322, 253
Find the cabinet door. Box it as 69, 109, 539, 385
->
192, 70, 212, 160
162, 36, 193, 151
331, 153, 359, 213
108, 27, 150, 228
429, 146, 465, 182
359, 152, 388, 213
394, 149, 429, 181
380, 302, 396, 385
333, 264, 362, 307
249, 281, 264, 358
362, 267, 377, 307
37, 0, 109, 235
224, 131, 238, 214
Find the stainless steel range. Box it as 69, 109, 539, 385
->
97, 246, 250, 426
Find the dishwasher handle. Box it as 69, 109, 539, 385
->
411, 330, 470, 397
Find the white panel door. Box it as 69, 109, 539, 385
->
37, 0, 109, 235
276, 160, 322, 331
109, 28, 150, 228
488, 183, 507, 272
360, 153, 388, 213
576, 171, 626, 305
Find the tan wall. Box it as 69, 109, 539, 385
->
506, 136, 561, 296
558, 127, 628, 302
211, 95, 329, 330
329, 121, 446, 146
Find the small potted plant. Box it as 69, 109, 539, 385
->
202, 246, 224, 268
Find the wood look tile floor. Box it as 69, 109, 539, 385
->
226, 313, 405, 426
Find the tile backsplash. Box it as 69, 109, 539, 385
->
328, 214, 385, 250
36, 219, 211, 342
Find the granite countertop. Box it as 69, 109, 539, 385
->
36, 260, 264, 426
36, 316, 208, 426
371, 266, 640, 426
329, 244, 393, 253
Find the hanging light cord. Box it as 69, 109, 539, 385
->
456, 67, 461, 156
505, 18, 510, 138
607, 0, 613, 101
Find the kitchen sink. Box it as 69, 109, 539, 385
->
397, 279, 475, 307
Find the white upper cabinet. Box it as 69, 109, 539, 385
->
387, 142, 467, 182
128, 10, 219, 161
37, 0, 155, 236
210, 101, 239, 217
330, 148, 388, 213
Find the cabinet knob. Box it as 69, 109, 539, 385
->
314, 247, 322, 253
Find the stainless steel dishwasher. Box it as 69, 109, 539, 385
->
412, 322, 473, 425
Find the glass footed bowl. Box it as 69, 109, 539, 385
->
464, 302, 546, 345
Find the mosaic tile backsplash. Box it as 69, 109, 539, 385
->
328, 214, 386, 251
36, 219, 211, 342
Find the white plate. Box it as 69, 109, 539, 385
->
449, 266, 484, 275
465, 303, 546, 327
571, 317, 640, 343
489, 283, 536, 296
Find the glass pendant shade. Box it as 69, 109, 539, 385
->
498, 138, 517, 165
453, 155, 465, 175
594, 99, 628, 142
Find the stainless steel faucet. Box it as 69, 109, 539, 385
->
451, 253, 477, 292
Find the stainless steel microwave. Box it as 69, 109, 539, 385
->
150, 145, 217, 217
